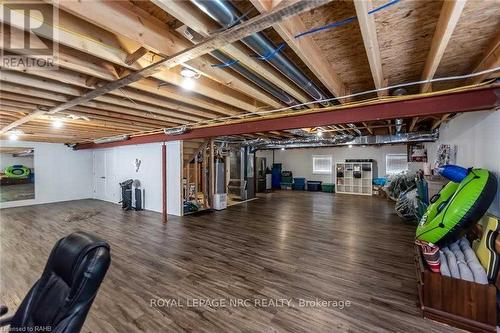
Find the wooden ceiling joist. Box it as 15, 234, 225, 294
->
0, 97, 171, 129
0, 83, 196, 126
0, 70, 214, 123
249, 0, 349, 101
0, 5, 252, 114
420, 0, 467, 93
0, 0, 332, 135
151, 0, 312, 105
353, 0, 387, 97
410, 0, 467, 130
467, 32, 500, 85
54, 0, 279, 110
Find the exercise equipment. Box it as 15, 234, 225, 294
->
416, 168, 498, 246
4, 165, 30, 179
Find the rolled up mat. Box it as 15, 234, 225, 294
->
443, 247, 460, 279
459, 237, 488, 284
450, 241, 474, 282
439, 251, 451, 277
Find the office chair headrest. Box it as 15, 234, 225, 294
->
49, 231, 110, 286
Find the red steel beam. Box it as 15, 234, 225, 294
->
75, 87, 499, 150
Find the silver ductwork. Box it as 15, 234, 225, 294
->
395, 118, 403, 134
245, 131, 439, 150
347, 123, 362, 136
183, 27, 300, 107
211, 49, 299, 106
190, 0, 331, 105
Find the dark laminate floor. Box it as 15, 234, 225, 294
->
0, 191, 463, 333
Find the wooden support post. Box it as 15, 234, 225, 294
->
162, 143, 167, 223
194, 158, 199, 204
209, 139, 215, 207
186, 159, 190, 201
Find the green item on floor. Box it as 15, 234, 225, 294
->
416, 168, 498, 246
322, 183, 335, 193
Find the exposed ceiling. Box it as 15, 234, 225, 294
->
0, 0, 498, 144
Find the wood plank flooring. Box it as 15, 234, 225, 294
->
0, 191, 463, 332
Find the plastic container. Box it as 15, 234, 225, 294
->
307, 181, 322, 192
322, 183, 335, 193
293, 178, 306, 186
280, 182, 293, 190
293, 184, 305, 191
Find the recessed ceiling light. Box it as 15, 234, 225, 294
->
7, 130, 23, 141
180, 67, 198, 79
348, 144, 353, 148
281, 147, 285, 151
181, 77, 196, 90
52, 119, 64, 128
317, 130, 323, 137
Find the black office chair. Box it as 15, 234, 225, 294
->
0, 231, 111, 333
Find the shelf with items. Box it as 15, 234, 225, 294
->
335, 161, 374, 196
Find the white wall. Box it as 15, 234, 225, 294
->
93, 143, 162, 212
425, 110, 500, 216
0, 153, 34, 171
0, 140, 93, 208
166, 141, 182, 216
256, 144, 407, 183
92, 141, 183, 216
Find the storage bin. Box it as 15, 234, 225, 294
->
293, 178, 306, 185
280, 182, 293, 190
307, 181, 322, 191
322, 183, 335, 193
281, 176, 293, 183
292, 184, 305, 191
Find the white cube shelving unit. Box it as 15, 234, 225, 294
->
335, 162, 373, 196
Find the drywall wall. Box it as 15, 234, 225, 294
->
256, 144, 408, 183
0, 140, 93, 208
92, 143, 162, 212
166, 141, 182, 216
425, 110, 500, 216
92, 141, 183, 216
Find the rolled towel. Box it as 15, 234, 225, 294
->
443, 247, 460, 279
450, 241, 474, 282
459, 237, 488, 284
439, 250, 451, 277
